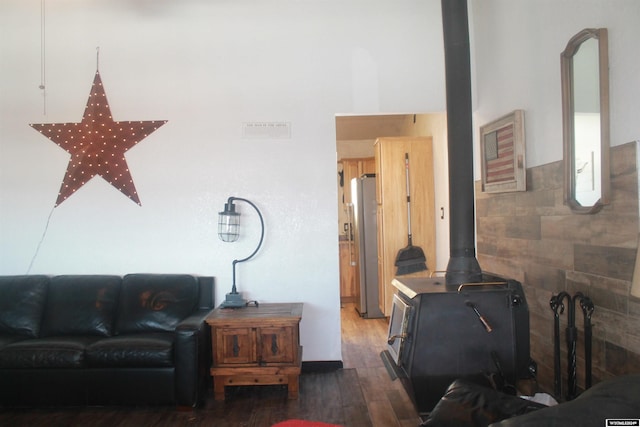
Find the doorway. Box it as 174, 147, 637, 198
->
335, 114, 415, 311
334, 112, 450, 318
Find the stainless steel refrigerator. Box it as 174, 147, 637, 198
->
351, 174, 384, 318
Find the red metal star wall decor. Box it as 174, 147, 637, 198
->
30, 71, 167, 206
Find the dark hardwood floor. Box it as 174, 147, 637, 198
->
0, 303, 420, 427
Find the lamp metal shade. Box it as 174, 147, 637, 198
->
218, 202, 240, 242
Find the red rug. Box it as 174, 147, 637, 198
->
271, 421, 342, 427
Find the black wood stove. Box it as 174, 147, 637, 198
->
383, 274, 532, 413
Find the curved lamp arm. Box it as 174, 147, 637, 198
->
228, 197, 264, 264
218, 196, 265, 306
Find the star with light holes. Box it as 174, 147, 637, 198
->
30, 71, 167, 206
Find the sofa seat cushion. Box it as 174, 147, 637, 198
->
0, 336, 98, 368
0, 275, 49, 338
116, 274, 199, 334
86, 333, 174, 368
41, 275, 122, 338
0, 335, 30, 350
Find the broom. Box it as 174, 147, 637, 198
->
395, 153, 427, 275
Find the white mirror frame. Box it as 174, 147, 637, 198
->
562, 28, 610, 214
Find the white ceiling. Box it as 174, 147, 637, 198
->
335, 114, 414, 160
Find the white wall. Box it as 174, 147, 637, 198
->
412, 113, 450, 272
430, 114, 451, 272
0, 0, 446, 362
471, 0, 640, 171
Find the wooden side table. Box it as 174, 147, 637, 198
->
206, 303, 303, 400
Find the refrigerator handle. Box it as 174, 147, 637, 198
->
346, 203, 356, 265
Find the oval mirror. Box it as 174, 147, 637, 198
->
562, 28, 610, 214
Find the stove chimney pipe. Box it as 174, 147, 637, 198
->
441, 0, 482, 285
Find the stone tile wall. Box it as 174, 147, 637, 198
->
475, 141, 640, 398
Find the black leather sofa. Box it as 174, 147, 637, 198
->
0, 274, 215, 408
422, 374, 640, 427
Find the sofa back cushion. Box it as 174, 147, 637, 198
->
116, 274, 199, 334
0, 275, 49, 338
41, 275, 122, 337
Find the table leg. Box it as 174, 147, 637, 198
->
213, 376, 226, 401
287, 374, 299, 399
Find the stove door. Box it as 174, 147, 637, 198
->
386, 293, 412, 366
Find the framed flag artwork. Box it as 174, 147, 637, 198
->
479, 110, 526, 193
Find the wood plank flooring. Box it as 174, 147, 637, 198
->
0, 303, 421, 427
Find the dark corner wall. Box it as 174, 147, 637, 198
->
476, 141, 640, 395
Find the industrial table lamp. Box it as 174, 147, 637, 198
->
217, 196, 265, 308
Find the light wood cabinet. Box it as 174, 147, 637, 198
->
375, 137, 435, 315
206, 303, 303, 400
339, 240, 356, 302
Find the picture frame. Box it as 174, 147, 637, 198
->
480, 110, 526, 193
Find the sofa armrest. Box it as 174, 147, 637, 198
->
174, 308, 214, 407
422, 379, 547, 427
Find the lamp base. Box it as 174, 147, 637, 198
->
220, 292, 246, 309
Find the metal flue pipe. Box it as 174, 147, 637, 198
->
441, 0, 482, 285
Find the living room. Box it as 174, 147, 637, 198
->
1, 0, 639, 425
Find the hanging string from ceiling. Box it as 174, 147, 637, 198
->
39, 0, 47, 115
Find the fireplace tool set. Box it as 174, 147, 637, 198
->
549, 291, 595, 401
